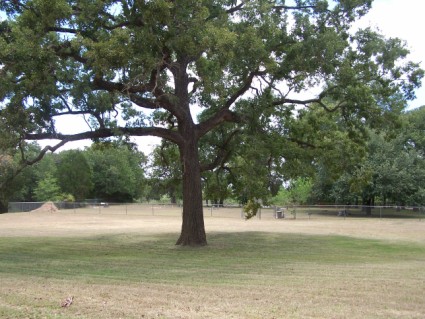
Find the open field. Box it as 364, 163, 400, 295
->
1, 209, 424, 318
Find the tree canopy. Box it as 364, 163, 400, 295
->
86, 142, 147, 202
0, 0, 423, 245
56, 150, 92, 201
308, 106, 425, 208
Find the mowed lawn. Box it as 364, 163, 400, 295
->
0, 211, 424, 319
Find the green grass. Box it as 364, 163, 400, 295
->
1, 232, 424, 285
1, 231, 425, 318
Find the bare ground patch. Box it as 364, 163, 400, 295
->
1, 210, 424, 243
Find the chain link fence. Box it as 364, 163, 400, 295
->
6, 202, 425, 220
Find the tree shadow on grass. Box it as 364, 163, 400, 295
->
0, 231, 424, 285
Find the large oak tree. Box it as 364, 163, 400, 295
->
0, 0, 422, 245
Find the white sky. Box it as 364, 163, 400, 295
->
355, 0, 424, 110
1, 0, 424, 153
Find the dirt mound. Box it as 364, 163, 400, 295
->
31, 202, 60, 213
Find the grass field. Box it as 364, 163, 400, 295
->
0, 209, 424, 318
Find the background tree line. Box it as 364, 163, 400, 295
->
276, 105, 425, 208
1, 140, 148, 207
4, 104, 423, 211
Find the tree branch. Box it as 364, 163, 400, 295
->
46, 27, 79, 34
49, 41, 88, 64
53, 110, 91, 116
272, 98, 341, 112
127, 94, 160, 109
92, 75, 139, 93
197, 70, 262, 137
287, 137, 316, 149
274, 5, 315, 10
92, 69, 176, 110
197, 109, 242, 138
226, 1, 246, 14
0, 139, 68, 190
24, 126, 183, 145
224, 70, 262, 109
273, 5, 330, 12
200, 129, 240, 172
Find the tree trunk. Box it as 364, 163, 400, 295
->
170, 191, 177, 204
0, 199, 9, 214
363, 197, 372, 216
175, 137, 207, 246
173, 57, 207, 246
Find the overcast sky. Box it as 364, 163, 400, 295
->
356, 0, 424, 110
1, 1, 424, 152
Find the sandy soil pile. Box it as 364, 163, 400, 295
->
30, 201, 59, 213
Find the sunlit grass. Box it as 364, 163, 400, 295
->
1, 232, 423, 285
1, 229, 425, 318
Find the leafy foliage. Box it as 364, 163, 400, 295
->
311, 120, 425, 206
56, 150, 93, 201
33, 173, 62, 202
0, 142, 43, 211
272, 177, 313, 206
148, 141, 182, 203
85, 142, 147, 202
243, 199, 262, 220
405, 106, 425, 154
1, 0, 423, 244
